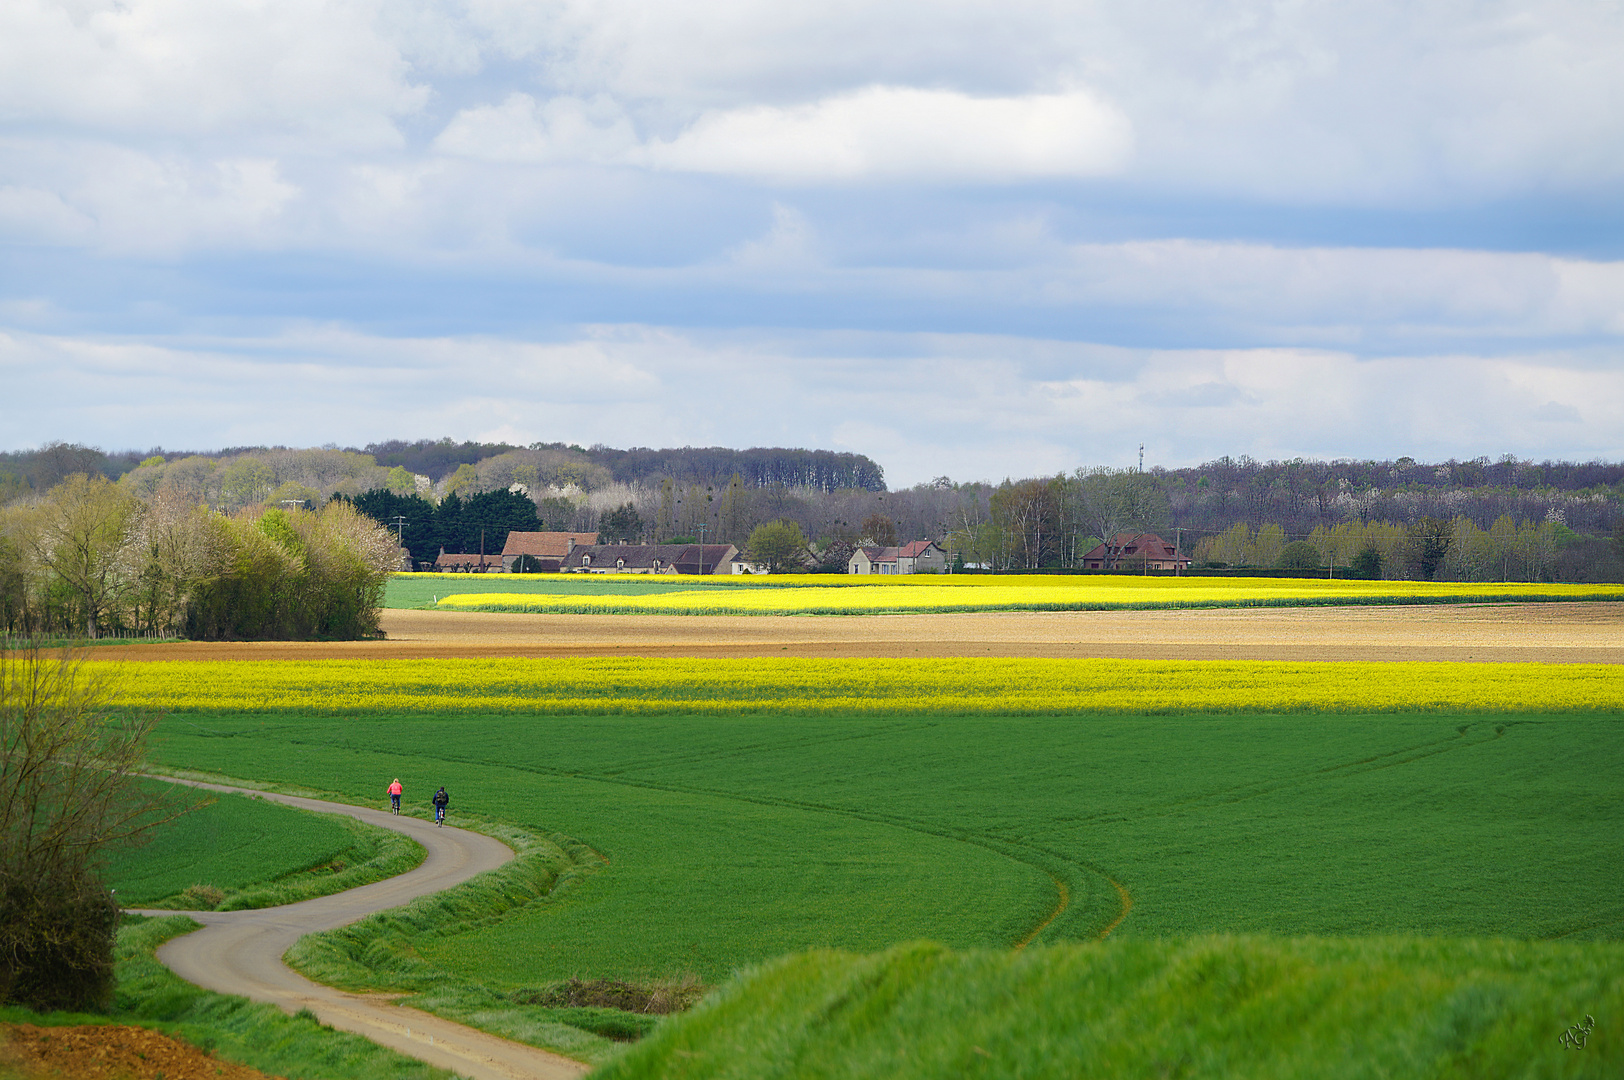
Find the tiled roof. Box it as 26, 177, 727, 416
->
1078, 532, 1189, 563
435, 552, 503, 568
562, 543, 737, 573
500, 531, 599, 559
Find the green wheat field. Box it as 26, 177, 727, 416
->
108, 700, 1624, 1076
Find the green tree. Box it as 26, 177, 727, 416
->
1350, 545, 1384, 579
442, 463, 479, 499
1404, 517, 1455, 581
746, 520, 808, 573
1276, 540, 1322, 570
599, 502, 644, 544
383, 466, 419, 495
24, 474, 142, 638
219, 456, 275, 510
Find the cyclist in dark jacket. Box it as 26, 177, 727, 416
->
432, 786, 449, 826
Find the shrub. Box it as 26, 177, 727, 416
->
0, 649, 176, 1011
1276, 541, 1322, 570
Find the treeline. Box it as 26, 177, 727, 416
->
588, 446, 886, 492
359, 439, 886, 491
0, 476, 399, 640
1193, 518, 1624, 583
1157, 455, 1624, 536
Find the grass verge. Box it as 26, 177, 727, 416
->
0, 915, 459, 1080
597, 936, 1624, 1079
110, 782, 425, 911
284, 817, 645, 1065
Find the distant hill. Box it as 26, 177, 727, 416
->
362, 439, 887, 492
0, 439, 888, 502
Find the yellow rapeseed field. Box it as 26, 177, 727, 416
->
431, 576, 1624, 615
94, 657, 1624, 716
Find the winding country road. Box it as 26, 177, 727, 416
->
132, 780, 588, 1080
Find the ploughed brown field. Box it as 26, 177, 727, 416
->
0, 1024, 283, 1080
85, 601, 1624, 664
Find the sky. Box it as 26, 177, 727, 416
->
3, 0, 1623, 488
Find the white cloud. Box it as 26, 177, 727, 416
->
433, 93, 641, 164
0, 141, 300, 252
443, 0, 1624, 200
0, 0, 426, 148
645, 86, 1133, 183
432, 85, 1132, 184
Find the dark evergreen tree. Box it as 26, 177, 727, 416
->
599, 502, 643, 543
349, 490, 438, 564
459, 489, 540, 554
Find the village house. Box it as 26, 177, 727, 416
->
432, 550, 505, 573
500, 531, 600, 573
561, 543, 740, 575
848, 540, 948, 575
1079, 532, 1191, 572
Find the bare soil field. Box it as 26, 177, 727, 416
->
0, 1023, 283, 1080
81, 601, 1624, 663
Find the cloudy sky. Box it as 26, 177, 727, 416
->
3, 0, 1622, 487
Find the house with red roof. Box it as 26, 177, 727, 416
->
1079, 532, 1190, 572
500, 531, 600, 572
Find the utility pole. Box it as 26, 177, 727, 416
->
392, 515, 408, 545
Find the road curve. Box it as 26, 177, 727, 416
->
132, 779, 588, 1080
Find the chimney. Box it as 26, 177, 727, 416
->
567, 536, 575, 554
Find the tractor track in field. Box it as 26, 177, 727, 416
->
127, 778, 588, 1080
396, 740, 1133, 947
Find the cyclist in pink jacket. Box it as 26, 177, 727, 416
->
388, 778, 403, 814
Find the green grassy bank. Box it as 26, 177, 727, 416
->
105, 782, 423, 910
0, 916, 456, 1080
600, 937, 1622, 1079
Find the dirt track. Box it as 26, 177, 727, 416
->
132, 780, 587, 1080
87, 602, 1624, 663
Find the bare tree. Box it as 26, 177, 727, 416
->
0, 648, 179, 1010
859, 512, 899, 547
1071, 468, 1165, 569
